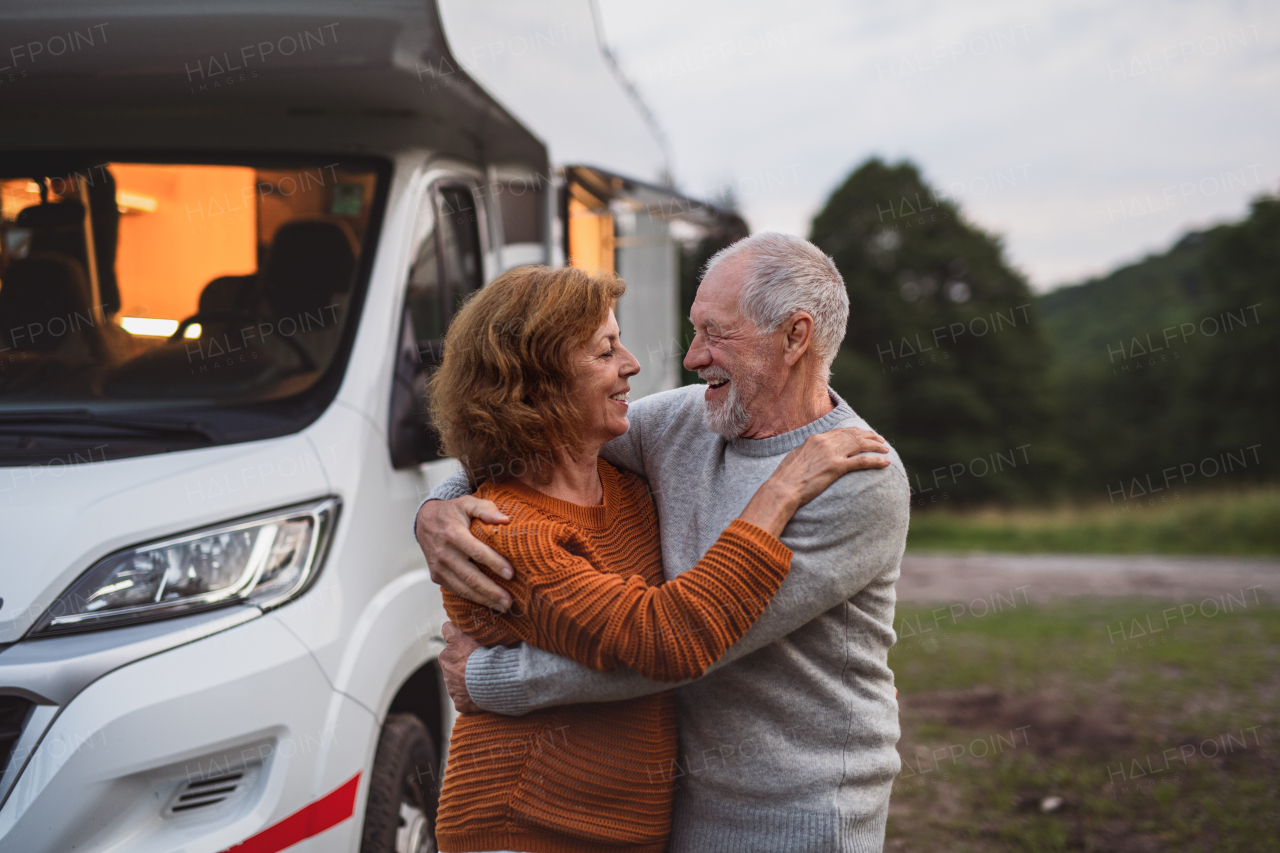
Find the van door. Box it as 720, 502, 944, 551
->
388, 180, 485, 468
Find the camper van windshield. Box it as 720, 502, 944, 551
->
0, 156, 386, 463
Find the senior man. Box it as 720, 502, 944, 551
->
416, 232, 910, 852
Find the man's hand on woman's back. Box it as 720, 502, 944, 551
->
415, 495, 514, 611
440, 621, 483, 713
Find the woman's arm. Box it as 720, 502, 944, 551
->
455, 516, 791, 682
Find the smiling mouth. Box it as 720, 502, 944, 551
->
707, 379, 728, 390
609, 391, 629, 402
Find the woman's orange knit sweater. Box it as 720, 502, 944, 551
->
435, 459, 793, 853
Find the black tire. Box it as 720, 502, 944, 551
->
360, 713, 440, 853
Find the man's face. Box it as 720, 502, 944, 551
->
683, 256, 779, 438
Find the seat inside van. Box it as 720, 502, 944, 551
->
0, 252, 99, 356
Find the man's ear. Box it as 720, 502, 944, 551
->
781, 312, 814, 366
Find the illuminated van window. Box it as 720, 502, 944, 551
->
0, 158, 381, 413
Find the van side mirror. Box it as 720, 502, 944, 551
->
388, 310, 443, 468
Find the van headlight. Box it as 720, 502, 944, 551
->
32, 497, 340, 635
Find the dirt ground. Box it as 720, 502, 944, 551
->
897, 553, 1280, 605
888, 553, 1280, 851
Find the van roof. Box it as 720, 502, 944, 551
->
0, 0, 546, 169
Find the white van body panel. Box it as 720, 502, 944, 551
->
0, 613, 367, 853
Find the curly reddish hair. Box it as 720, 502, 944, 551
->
428, 264, 626, 485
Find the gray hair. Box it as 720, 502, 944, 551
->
703, 232, 850, 376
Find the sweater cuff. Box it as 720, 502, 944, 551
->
722, 517, 793, 566
465, 644, 535, 716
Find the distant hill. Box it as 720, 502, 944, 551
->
1037, 231, 1215, 370
1032, 194, 1277, 493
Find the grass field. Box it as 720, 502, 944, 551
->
884, 598, 1280, 852
905, 487, 1280, 556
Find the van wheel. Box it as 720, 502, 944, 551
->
360, 713, 439, 853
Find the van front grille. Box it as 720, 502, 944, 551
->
166, 765, 259, 816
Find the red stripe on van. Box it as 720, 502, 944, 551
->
218, 772, 361, 853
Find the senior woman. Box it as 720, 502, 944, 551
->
426, 265, 886, 853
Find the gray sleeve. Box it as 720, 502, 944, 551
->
411, 468, 474, 540
428, 468, 473, 502
466, 465, 911, 715
466, 642, 671, 711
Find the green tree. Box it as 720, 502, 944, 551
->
810, 158, 1059, 503
1190, 196, 1278, 480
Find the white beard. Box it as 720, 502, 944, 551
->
700, 369, 753, 439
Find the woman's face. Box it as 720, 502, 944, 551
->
575, 309, 641, 448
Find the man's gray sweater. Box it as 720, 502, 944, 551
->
427, 385, 910, 853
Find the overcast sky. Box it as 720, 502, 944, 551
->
441, 1, 1279, 292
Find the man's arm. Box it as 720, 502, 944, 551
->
415, 469, 515, 609
425, 468, 472, 503
464, 467, 911, 715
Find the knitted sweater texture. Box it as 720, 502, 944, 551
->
435, 459, 792, 853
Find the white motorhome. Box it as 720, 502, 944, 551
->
0, 2, 744, 851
